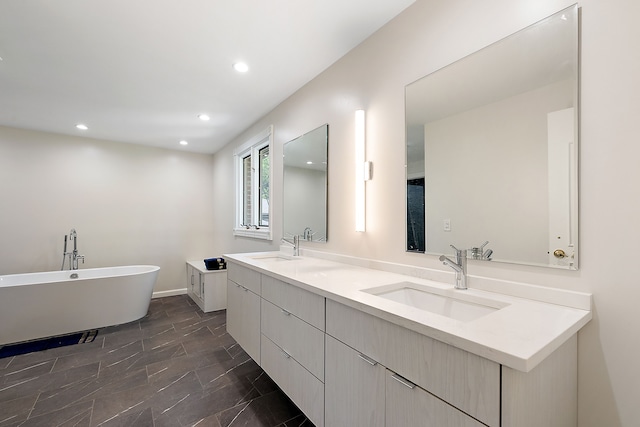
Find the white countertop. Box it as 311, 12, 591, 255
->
224, 251, 592, 372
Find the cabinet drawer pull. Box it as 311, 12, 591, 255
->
281, 308, 291, 316
357, 353, 378, 366
391, 373, 416, 389
282, 349, 291, 359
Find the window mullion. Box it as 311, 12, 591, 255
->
251, 147, 259, 227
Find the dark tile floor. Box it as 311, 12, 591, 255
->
0, 295, 312, 427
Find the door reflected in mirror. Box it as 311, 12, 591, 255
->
283, 124, 328, 242
405, 5, 578, 269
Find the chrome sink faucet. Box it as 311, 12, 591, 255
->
439, 245, 467, 290
469, 240, 493, 260
282, 234, 300, 256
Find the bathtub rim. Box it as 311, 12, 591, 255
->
0, 265, 160, 287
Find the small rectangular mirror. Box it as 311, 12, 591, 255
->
283, 124, 328, 242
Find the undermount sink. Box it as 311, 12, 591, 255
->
250, 254, 298, 262
362, 282, 507, 322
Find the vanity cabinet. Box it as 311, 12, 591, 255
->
326, 299, 500, 426
326, 332, 483, 427
186, 261, 227, 312
326, 299, 578, 427
226, 261, 326, 427
260, 274, 326, 427
226, 259, 580, 427
226, 263, 261, 363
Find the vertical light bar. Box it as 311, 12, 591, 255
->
355, 109, 366, 232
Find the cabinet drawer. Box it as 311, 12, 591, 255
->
261, 275, 324, 330
325, 335, 385, 427
386, 370, 485, 427
326, 300, 500, 427
261, 299, 324, 380
261, 335, 324, 427
227, 262, 261, 294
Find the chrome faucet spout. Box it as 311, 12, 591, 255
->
439, 255, 462, 272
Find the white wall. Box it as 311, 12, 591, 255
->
211, 0, 640, 425
0, 126, 216, 293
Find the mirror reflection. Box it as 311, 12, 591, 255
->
283, 124, 328, 242
406, 5, 578, 269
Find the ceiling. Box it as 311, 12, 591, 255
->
0, 0, 414, 154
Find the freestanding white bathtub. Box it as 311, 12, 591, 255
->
0, 265, 160, 345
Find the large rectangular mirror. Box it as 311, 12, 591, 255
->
406, 5, 579, 269
283, 124, 328, 242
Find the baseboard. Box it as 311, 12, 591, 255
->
152, 288, 187, 299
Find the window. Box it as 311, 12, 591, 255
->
234, 126, 273, 240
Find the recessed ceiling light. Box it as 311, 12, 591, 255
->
306, 161, 313, 165
198, 114, 210, 121
179, 140, 188, 146
233, 62, 249, 73
76, 124, 88, 130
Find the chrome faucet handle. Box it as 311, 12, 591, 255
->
449, 244, 464, 263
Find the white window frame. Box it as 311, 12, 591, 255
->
233, 125, 273, 240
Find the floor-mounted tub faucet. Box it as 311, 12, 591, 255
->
439, 245, 467, 290
61, 229, 85, 270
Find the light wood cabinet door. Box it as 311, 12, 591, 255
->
325, 335, 385, 427
226, 280, 261, 364
386, 370, 485, 427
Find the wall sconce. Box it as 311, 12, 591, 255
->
355, 109, 368, 232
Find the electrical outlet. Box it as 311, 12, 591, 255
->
443, 219, 451, 232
